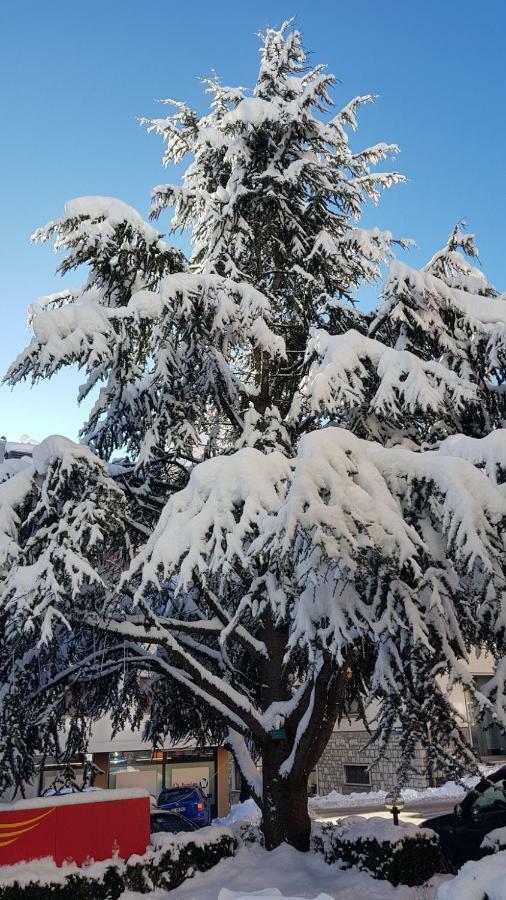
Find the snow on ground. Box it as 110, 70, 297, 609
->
217, 891, 335, 900
310, 766, 500, 811
119, 842, 449, 900
215, 767, 501, 827
214, 798, 261, 827
309, 782, 468, 811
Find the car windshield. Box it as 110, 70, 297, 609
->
158, 788, 196, 804
472, 779, 506, 812
151, 814, 193, 833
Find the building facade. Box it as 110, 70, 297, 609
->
78, 648, 506, 811
316, 651, 506, 796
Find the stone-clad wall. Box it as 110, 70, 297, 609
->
316, 729, 428, 795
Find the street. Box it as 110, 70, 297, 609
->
311, 798, 456, 827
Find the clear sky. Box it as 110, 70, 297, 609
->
1, 0, 504, 443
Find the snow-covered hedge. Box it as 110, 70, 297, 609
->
0, 826, 236, 899
313, 816, 451, 886
436, 849, 506, 900
481, 825, 506, 855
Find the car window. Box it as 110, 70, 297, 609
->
472, 780, 506, 812
158, 788, 196, 804
151, 815, 193, 833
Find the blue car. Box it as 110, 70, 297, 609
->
157, 785, 211, 827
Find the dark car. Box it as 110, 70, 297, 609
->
150, 809, 197, 835
157, 785, 211, 827
422, 765, 506, 869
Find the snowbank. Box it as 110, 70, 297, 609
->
144, 841, 420, 899
310, 769, 499, 811
218, 890, 335, 900
214, 798, 261, 827
436, 850, 506, 900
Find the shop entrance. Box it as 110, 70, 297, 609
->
165, 750, 217, 816
108, 748, 218, 817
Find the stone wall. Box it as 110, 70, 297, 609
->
316, 729, 428, 795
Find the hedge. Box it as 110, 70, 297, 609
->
313, 817, 451, 886
0, 827, 237, 900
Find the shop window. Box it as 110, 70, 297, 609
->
107, 748, 218, 816
40, 756, 88, 794
344, 764, 370, 786
108, 750, 164, 797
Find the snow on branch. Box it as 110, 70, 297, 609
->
126, 427, 506, 675
293, 327, 477, 429
0, 436, 127, 646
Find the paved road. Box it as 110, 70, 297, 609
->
311, 797, 456, 826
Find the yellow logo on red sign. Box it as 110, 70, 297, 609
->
0, 808, 55, 847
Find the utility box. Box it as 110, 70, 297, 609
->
0, 788, 150, 866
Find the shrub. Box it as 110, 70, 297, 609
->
313, 816, 451, 886
0, 827, 236, 899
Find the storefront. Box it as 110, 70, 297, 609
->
84, 717, 231, 817
105, 748, 220, 817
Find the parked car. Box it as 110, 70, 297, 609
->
150, 809, 197, 835
157, 785, 211, 827
422, 765, 506, 869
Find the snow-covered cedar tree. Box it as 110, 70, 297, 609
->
3, 21, 506, 851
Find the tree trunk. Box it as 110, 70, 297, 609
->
261, 747, 311, 851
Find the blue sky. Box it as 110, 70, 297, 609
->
1, 0, 504, 442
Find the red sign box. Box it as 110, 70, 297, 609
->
0, 791, 150, 867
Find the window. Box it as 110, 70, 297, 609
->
108, 751, 163, 796
344, 764, 370, 786
472, 780, 506, 812
158, 787, 199, 805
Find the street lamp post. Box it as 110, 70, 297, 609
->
385, 791, 405, 826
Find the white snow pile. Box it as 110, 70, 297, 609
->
214, 798, 262, 827
310, 781, 467, 811
121, 841, 427, 900
436, 850, 506, 900
481, 825, 506, 852
218, 889, 335, 900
